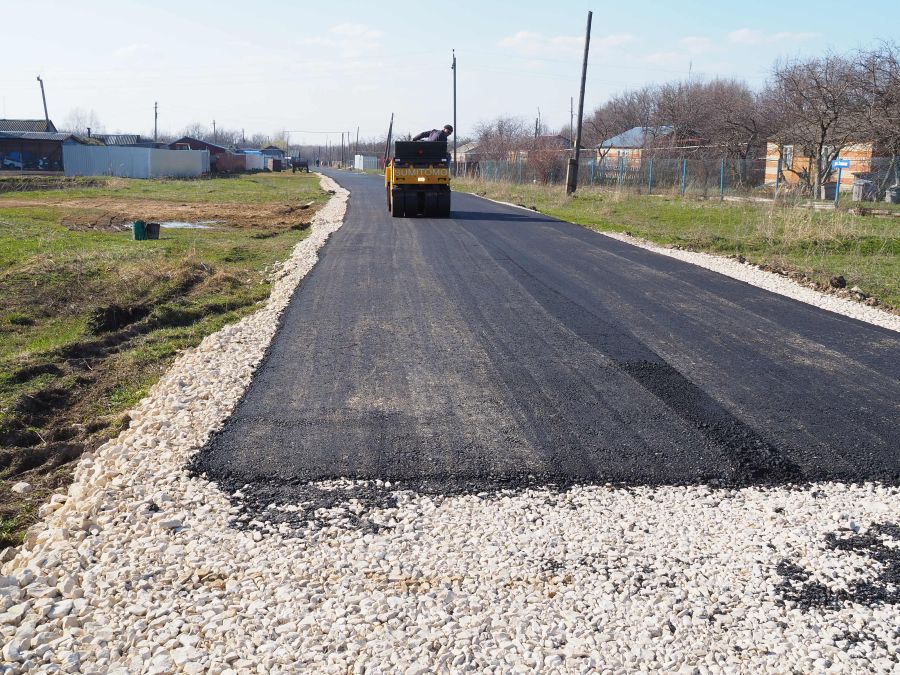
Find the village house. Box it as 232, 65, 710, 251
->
764, 141, 887, 194
595, 126, 677, 168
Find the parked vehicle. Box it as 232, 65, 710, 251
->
1, 153, 24, 170
291, 157, 310, 173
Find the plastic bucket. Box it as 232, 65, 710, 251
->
132, 220, 147, 240
146, 222, 160, 240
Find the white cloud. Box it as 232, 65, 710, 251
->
680, 36, 714, 55
728, 28, 818, 45
498, 31, 635, 57
297, 23, 383, 59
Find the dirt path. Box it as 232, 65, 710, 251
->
1, 196, 316, 229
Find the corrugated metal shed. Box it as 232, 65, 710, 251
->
0, 119, 58, 133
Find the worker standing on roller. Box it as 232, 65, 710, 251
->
413, 124, 453, 142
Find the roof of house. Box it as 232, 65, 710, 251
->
598, 126, 674, 149
0, 119, 58, 133
455, 141, 479, 154
95, 134, 144, 146
170, 136, 230, 152
0, 131, 101, 144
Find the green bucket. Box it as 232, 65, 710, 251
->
132, 220, 147, 241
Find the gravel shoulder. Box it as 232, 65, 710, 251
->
1, 173, 898, 673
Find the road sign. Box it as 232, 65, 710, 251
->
831, 158, 850, 169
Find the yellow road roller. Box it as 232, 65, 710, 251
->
385, 141, 451, 217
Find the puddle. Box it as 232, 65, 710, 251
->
159, 220, 221, 229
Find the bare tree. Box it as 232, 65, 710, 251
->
856, 42, 900, 188
586, 86, 657, 160
765, 53, 865, 196
474, 116, 529, 162
61, 108, 104, 135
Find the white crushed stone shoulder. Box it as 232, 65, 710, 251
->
1, 176, 898, 674
467, 192, 900, 333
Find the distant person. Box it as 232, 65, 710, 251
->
413, 124, 453, 142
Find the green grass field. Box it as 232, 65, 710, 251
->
455, 179, 900, 312
0, 173, 328, 548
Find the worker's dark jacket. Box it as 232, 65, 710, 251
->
413, 129, 450, 142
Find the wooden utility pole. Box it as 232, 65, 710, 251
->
565, 11, 592, 195
154, 102, 158, 141
212, 120, 217, 143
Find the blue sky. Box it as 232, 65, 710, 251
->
2, 0, 896, 145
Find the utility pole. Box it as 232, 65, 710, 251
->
355, 126, 359, 157
452, 49, 457, 174
565, 11, 592, 195
154, 102, 158, 142
383, 113, 394, 168
212, 120, 217, 143
340, 132, 345, 167
36, 76, 49, 125
570, 97, 574, 150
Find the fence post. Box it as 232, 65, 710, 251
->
590, 159, 595, 185
647, 158, 653, 195
774, 156, 781, 199
719, 158, 725, 200
681, 159, 687, 197
834, 165, 843, 206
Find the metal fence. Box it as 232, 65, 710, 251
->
461, 154, 900, 201
63, 145, 209, 178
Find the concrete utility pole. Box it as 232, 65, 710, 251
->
565, 11, 592, 195
452, 49, 457, 174
154, 102, 158, 141
570, 97, 574, 151
36, 76, 49, 125
355, 126, 359, 157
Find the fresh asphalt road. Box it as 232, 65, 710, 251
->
195, 170, 900, 489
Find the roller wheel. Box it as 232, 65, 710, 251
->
424, 191, 440, 218
438, 191, 451, 217
390, 188, 405, 217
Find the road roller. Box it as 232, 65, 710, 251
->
385, 141, 451, 218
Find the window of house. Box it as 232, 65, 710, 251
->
781, 145, 794, 169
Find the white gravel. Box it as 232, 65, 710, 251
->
470, 193, 900, 333
2, 175, 899, 673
